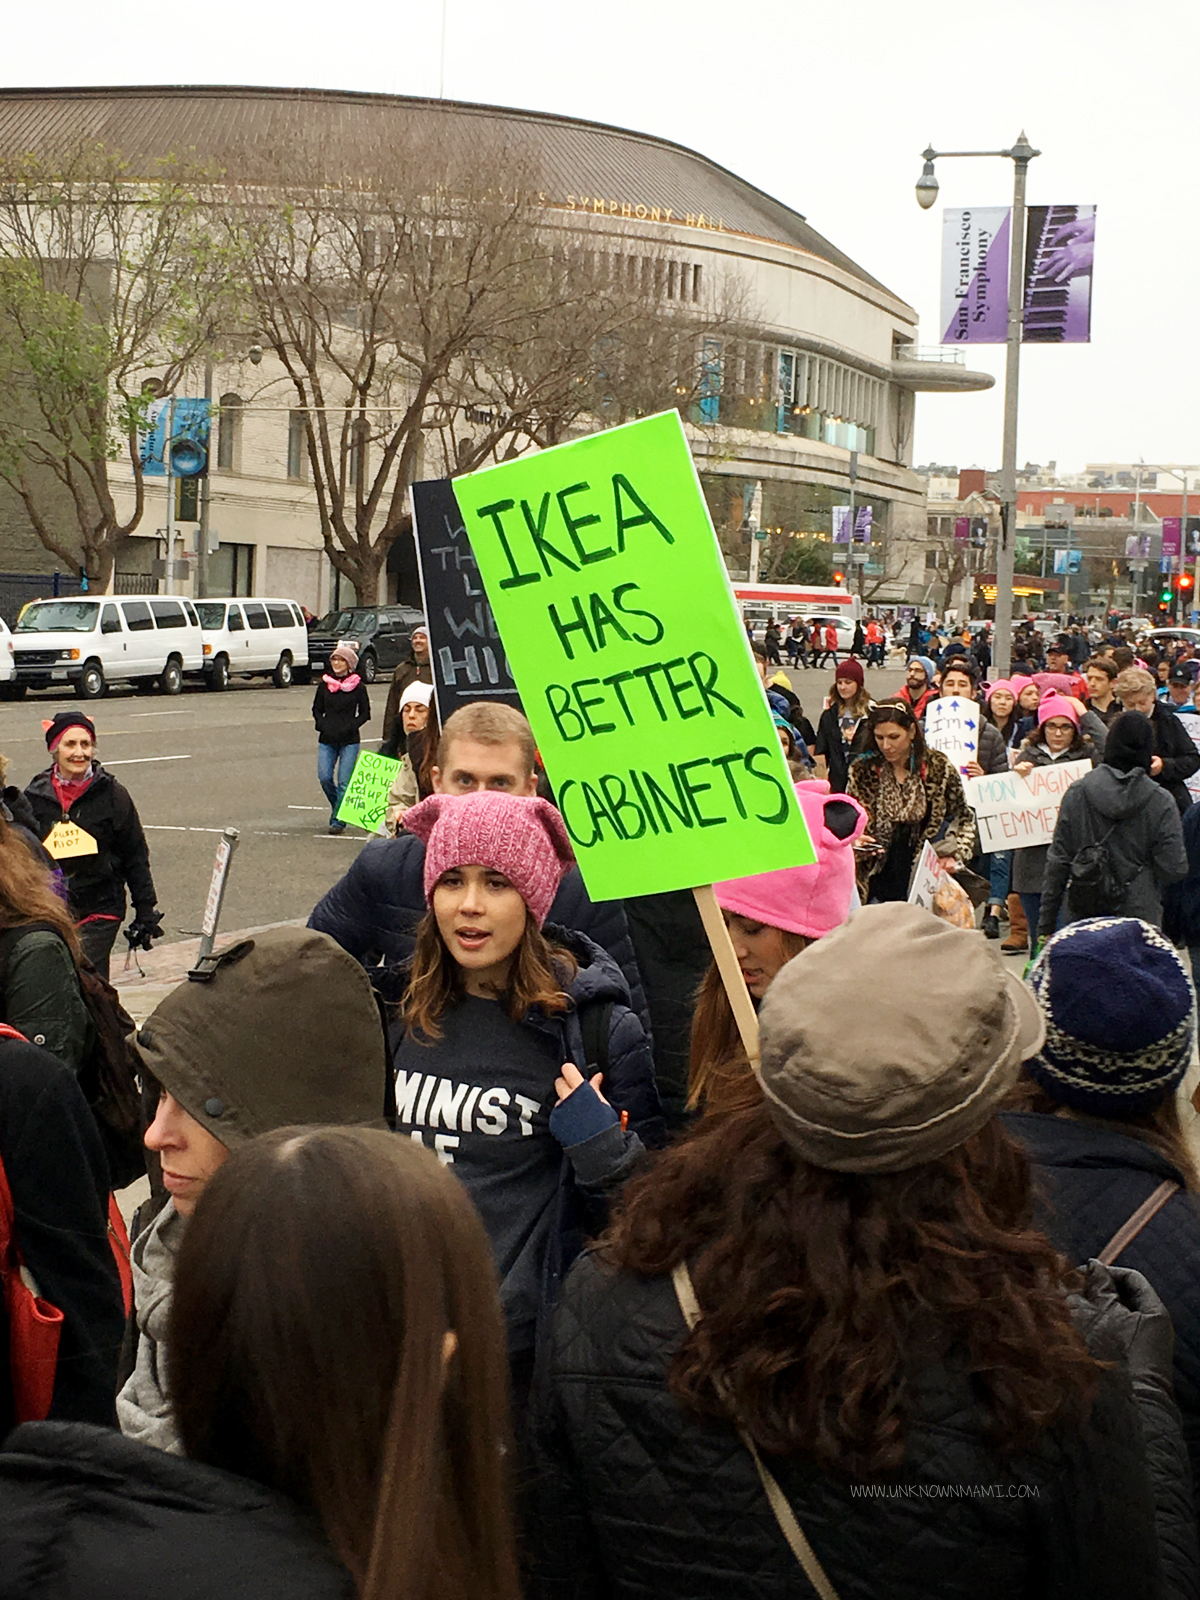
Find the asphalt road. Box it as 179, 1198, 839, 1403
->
0, 661, 910, 950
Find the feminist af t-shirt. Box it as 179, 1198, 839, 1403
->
393, 995, 562, 1352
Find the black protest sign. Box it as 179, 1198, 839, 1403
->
411, 478, 522, 721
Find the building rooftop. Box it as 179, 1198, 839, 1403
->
0, 84, 894, 294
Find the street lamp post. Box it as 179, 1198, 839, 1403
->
915, 133, 1041, 676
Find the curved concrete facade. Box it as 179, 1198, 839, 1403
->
0, 85, 993, 607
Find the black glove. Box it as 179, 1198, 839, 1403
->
125, 910, 165, 951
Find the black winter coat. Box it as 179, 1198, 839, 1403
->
621, 890, 708, 1129
1163, 802, 1200, 947
1150, 703, 1200, 815
0, 1038, 124, 1438
530, 1251, 1165, 1600
1005, 1109, 1200, 1517
1038, 763, 1188, 937
309, 832, 652, 1042
310, 677, 371, 746
23, 764, 156, 922
813, 703, 871, 793
0, 1422, 353, 1600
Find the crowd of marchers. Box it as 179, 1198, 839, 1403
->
2, 612, 1200, 1600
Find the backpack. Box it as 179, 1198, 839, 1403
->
1066, 822, 1127, 919
0, 924, 145, 1189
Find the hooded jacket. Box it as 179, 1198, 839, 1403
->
23, 764, 156, 922
1005, 1108, 1200, 1528
0, 1422, 353, 1600
1038, 763, 1188, 938
530, 1250, 1171, 1600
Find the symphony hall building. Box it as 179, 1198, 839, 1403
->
0, 85, 992, 610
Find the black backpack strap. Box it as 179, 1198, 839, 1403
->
578, 998, 614, 1077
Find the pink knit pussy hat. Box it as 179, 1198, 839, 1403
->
1036, 692, 1080, 729
402, 791, 574, 928
714, 780, 868, 940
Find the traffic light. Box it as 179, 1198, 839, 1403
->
1161, 585, 1174, 604
1180, 574, 1194, 592
832, 570, 845, 586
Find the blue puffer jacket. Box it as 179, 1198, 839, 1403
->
1004, 1109, 1200, 1518
308, 832, 651, 1038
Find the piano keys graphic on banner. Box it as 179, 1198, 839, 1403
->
1021, 205, 1095, 344
939, 204, 1095, 345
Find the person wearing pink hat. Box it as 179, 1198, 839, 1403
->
1009, 693, 1101, 947
392, 789, 661, 1411
688, 781, 867, 1116
311, 639, 371, 833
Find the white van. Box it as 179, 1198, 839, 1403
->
195, 597, 310, 690
12, 596, 205, 699
0, 618, 15, 692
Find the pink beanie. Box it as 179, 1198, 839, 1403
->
714, 781, 868, 940
1036, 692, 1080, 729
984, 678, 1016, 702
402, 791, 573, 928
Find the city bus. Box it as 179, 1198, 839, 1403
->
733, 583, 862, 648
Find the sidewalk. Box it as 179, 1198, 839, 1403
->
115, 919, 305, 1024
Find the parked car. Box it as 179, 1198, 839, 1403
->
12, 596, 204, 699
0, 618, 15, 695
305, 604, 425, 684
195, 597, 309, 690
1145, 627, 1200, 651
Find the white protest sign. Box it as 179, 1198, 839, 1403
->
923, 695, 981, 774
965, 759, 1091, 851
908, 840, 946, 910
1179, 713, 1200, 802
907, 840, 975, 927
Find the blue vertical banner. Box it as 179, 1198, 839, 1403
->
139, 398, 212, 478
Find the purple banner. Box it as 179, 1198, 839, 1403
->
1163, 517, 1182, 559
941, 207, 1011, 344
1022, 206, 1095, 345
954, 516, 969, 544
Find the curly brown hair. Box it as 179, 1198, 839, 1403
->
401, 908, 576, 1042
604, 1101, 1101, 1477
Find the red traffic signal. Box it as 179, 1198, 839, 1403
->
832, 570, 845, 585
1180, 574, 1195, 591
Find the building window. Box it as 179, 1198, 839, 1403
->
287, 410, 307, 480
216, 393, 242, 471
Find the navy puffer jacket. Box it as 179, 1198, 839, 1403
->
1004, 1109, 1200, 1518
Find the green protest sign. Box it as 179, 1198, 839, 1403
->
335, 749, 401, 832
453, 410, 815, 900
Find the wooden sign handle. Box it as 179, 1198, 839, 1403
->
692, 884, 761, 1068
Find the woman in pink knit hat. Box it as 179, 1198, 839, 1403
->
1008, 693, 1101, 944
688, 781, 867, 1116
393, 789, 661, 1418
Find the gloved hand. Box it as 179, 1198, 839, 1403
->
125, 910, 165, 951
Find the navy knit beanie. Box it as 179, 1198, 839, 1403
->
1104, 711, 1154, 774
1026, 918, 1194, 1116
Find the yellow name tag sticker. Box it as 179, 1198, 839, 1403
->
44, 821, 99, 860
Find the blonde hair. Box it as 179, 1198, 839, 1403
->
1115, 667, 1155, 700
436, 704, 536, 776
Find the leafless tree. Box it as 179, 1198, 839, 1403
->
221, 132, 743, 603
0, 144, 236, 587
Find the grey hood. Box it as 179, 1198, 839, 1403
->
1087, 763, 1157, 822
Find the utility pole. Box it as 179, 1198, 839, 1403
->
915, 132, 1041, 676
197, 357, 213, 600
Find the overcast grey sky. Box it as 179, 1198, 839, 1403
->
5, 0, 1196, 474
